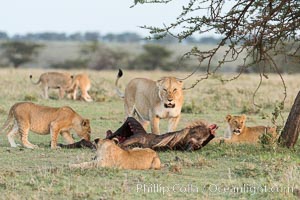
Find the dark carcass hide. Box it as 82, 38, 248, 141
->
58, 139, 96, 149
106, 117, 217, 151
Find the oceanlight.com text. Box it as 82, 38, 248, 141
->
136, 183, 295, 196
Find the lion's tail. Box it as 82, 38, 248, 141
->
1, 105, 15, 132
115, 69, 124, 98
29, 74, 41, 85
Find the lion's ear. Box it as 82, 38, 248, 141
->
177, 79, 183, 85
226, 114, 232, 122
241, 114, 247, 121
156, 79, 163, 87
94, 138, 100, 144
112, 138, 119, 145
82, 119, 90, 127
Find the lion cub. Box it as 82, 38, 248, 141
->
66, 73, 93, 102
69, 139, 161, 170
1, 102, 91, 149
213, 114, 277, 144
30, 72, 73, 99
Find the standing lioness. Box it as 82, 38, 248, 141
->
115, 69, 184, 134
30, 72, 73, 99
1, 102, 91, 149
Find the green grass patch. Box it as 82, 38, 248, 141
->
0, 69, 299, 199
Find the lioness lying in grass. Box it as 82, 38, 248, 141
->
69, 138, 161, 170
212, 114, 277, 144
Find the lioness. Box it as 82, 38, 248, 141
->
66, 73, 93, 102
115, 69, 184, 134
30, 72, 73, 99
212, 114, 277, 144
1, 102, 91, 149
69, 138, 161, 170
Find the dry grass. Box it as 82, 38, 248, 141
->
0, 68, 299, 199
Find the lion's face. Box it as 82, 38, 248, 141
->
157, 77, 183, 108
226, 114, 246, 135
74, 119, 91, 141
94, 138, 104, 148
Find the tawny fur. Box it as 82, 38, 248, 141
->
69, 139, 161, 170
66, 73, 93, 102
212, 114, 277, 144
115, 69, 184, 134
30, 72, 73, 99
1, 102, 91, 149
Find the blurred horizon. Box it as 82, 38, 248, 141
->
0, 0, 219, 38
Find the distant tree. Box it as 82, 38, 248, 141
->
11, 32, 68, 41
11, 34, 23, 40
151, 34, 177, 44
198, 36, 221, 45
0, 41, 43, 68
0, 31, 8, 40
84, 32, 100, 41
69, 32, 84, 41
50, 59, 88, 69
93, 48, 130, 70
133, 0, 300, 148
117, 32, 142, 42
37, 32, 67, 41
133, 44, 172, 70
102, 32, 142, 43
102, 33, 115, 42
183, 36, 198, 44
79, 41, 101, 67
79, 41, 130, 70
23, 33, 39, 41
80, 41, 100, 55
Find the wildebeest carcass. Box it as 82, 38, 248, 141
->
106, 117, 217, 151
58, 117, 217, 151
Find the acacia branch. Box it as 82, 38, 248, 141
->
137, 0, 299, 93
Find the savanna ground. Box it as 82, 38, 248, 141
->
0, 68, 299, 200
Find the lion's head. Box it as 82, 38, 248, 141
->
226, 114, 246, 135
73, 119, 91, 141
156, 77, 183, 108
94, 138, 118, 149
